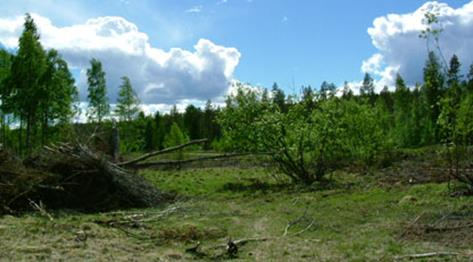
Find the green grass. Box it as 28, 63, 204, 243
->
1, 166, 473, 261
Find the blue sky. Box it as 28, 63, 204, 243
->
1, 0, 473, 109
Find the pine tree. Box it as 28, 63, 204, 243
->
447, 54, 461, 87
360, 73, 375, 96
202, 100, 218, 146
272, 83, 286, 112
342, 81, 353, 98
183, 104, 202, 140
392, 74, 411, 146
438, 55, 463, 143
87, 58, 109, 123
115, 76, 140, 122
320, 81, 336, 99
466, 64, 473, 93
301, 85, 316, 111
154, 111, 165, 149
143, 119, 154, 152
379, 86, 393, 113
261, 88, 270, 103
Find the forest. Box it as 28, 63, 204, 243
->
1, 12, 473, 261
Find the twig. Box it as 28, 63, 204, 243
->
28, 199, 54, 221
292, 219, 315, 236
394, 251, 459, 260
118, 139, 208, 166
282, 207, 313, 237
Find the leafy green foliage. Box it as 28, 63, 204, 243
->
0, 14, 77, 153
219, 86, 389, 184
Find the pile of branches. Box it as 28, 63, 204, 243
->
0, 138, 251, 215
1, 142, 166, 214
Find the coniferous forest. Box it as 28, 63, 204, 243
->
1, 9, 473, 261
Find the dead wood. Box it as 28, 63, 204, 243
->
36, 142, 166, 210
130, 152, 253, 169
1, 141, 168, 214
118, 139, 208, 167
394, 251, 460, 260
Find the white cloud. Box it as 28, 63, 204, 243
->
363, 1, 473, 88
0, 13, 241, 106
185, 5, 203, 13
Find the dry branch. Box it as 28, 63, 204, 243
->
118, 139, 208, 167
394, 251, 459, 260
130, 152, 253, 169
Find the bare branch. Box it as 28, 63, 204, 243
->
118, 139, 208, 167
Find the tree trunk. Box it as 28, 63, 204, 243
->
25, 115, 31, 155
110, 120, 120, 162
18, 118, 23, 156
41, 113, 48, 146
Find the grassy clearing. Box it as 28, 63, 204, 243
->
1, 163, 473, 261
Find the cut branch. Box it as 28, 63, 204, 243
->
118, 139, 208, 167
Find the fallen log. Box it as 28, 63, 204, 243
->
118, 139, 208, 167
130, 152, 254, 169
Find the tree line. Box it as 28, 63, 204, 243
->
0, 14, 222, 155
218, 52, 473, 184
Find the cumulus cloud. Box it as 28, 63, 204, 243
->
0, 14, 241, 106
363, 1, 473, 89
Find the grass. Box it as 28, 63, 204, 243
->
1, 163, 473, 261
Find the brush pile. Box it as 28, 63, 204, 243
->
0, 142, 166, 214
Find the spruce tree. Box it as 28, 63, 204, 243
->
466, 64, 473, 93
115, 76, 140, 122
183, 104, 202, 140
87, 58, 109, 123
144, 119, 154, 152
360, 73, 375, 97
272, 83, 286, 112
422, 51, 445, 142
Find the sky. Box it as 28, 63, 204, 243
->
0, 0, 472, 112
